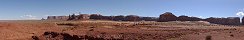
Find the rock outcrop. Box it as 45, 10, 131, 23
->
68, 14, 78, 20
205, 17, 240, 25
189, 17, 202, 21
226, 17, 240, 25
101, 16, 114, 20
57, 16, 69, 20
177, 15, 202, 21
124, 15, 140, 21
47, 16, 69, 20
177, 15, 190, 21
243, 17, 244, 25
158, 12, 177, 22
78, 14, 90, 20
47, 16, 56, 20
113, 15, 125, 21
90, 14, 103, 20
140, 17, 158, 21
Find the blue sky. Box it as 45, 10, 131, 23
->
0, 0, 244, 20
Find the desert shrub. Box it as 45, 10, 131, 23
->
206, 35, 211, 40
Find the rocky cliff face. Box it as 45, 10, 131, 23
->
158, 12, 177, 22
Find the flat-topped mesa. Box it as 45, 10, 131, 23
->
205, 17, 241, 25
158, 12, 177, 22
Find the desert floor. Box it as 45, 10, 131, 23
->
0, 20, 243, 40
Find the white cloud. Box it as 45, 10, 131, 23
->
20, 15, 38, 20
236, 12, 244, 16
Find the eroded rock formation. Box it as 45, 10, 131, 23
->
177, 15, 190, 21
101, 16, 114, 20
113, 15, 125, 21
78, 14, 90, 20
90, 14, 103, 20
189, 17, 202, 21
140, 17, 158, 21
205, 17, 240, 25
177, 15, 203, 21
47, 16, 56, 20
45, 12, 244, 25
124, 15, 140, 21
47, 16, 69, 20
242, 17, 244, 25
158, 12, 177, 22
